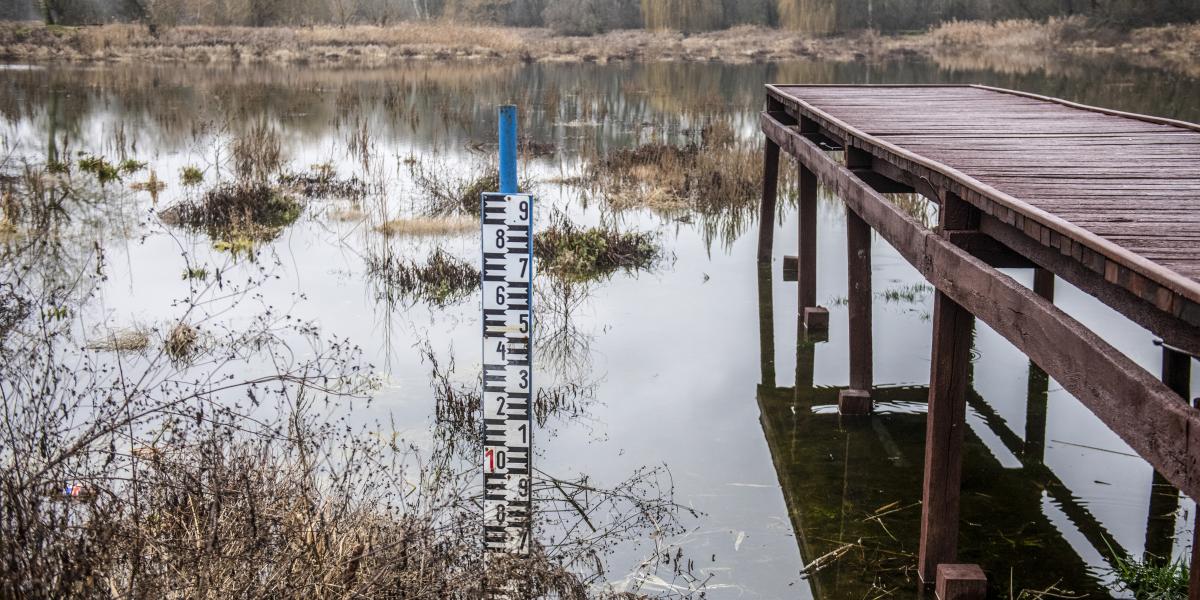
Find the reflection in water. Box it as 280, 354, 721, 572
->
754, 264, 1167, 598
2, 52, 1199, 597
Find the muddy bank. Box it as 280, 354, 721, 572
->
1, 19, 1198, 72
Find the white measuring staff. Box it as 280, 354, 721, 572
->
481, 192, 534, 557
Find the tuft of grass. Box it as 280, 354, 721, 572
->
78, 155, 120, 185
85, 328, 151, 353
365, 248, 479, 307
375, 216, 476, 238
533, 213, 660, 282
165, 321, 199, 362
1106, 538, 1189, 600
118, 159, 147, 174
158, 182, 302, 241
180, 166, 203, 186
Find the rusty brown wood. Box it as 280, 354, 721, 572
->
761, 109, 1200, 505
980, 215, 1200, 355
758, 138, 780, 264
919, 290, 975, 582
799, 163, 818, 311
766, 85, 1200, 333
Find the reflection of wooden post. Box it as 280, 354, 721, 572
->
1154, 345, 1191, 575
1024, 272, 1052, 464
758, 97, 784, 264
840, 147, 872, 415
919, 192, 978, 582
758, 264, 776, 388
1023, 365, 1049, 464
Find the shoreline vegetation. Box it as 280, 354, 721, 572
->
2, 17, 1199, 70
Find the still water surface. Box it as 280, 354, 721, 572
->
2, 55, 1199, 598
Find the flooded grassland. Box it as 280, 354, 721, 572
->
1, 55, 1200, 598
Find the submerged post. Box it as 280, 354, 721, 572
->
482, 105, 535, 587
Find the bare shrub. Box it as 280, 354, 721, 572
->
159, 181, 303, 241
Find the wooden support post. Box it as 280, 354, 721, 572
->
798, 116, 827, 332
843, 205, 873, 413
919, 191, 980, 581
919, 291, 975, 582
1033, 268, 1055, 303
801, 161, 828, 334
841, 147, 873, 415
758, 139, 780, 264
935, 564, 986, 600
757, 97, 785, 264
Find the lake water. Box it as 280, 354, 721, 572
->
2, 55, 1199, 598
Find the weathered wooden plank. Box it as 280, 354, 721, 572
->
767, 84, 1200, 308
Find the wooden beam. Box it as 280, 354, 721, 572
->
853, 169, 914, 194
762, 110, 1200, 502
980, 215, 1200, 356
945, 231, 1036, 269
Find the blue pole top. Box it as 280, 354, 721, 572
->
498, 105, 518, 195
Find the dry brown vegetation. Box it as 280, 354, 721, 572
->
3, 18, 1197, 67
376, 216, 476, 237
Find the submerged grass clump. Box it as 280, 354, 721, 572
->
181, 165, 204, 186
375, 216, 476, 238
278, 163, 367, 199
159, 181, 302, 241
365, 248, 480, 307
534, 214, 660, 282
78, 155, 120, 185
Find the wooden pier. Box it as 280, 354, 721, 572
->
757, 85, 1200, 592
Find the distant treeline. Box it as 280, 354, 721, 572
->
6, 0, 1198, 34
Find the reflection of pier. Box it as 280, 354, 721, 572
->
756, 85, 1199, 594
757, 265, 1150, 597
